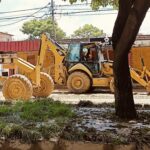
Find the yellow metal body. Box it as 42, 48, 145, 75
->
131, 46, 150, 70
0, 76, 7, 85
88, 62, 113, 88
68, 63, 92, 78
130, 66, 150, 91
45, 38, 66, 85
11, 34, 66, 87
93, 77, 112, 87
68, 62, 113, 88
101, 62, 113, 75
67, 57, 150, 91
14, 56, 40, 86
12, 34, 49, 86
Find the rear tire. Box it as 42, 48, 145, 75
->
2, 74, 32, 101
67, 71, 91, 93
33, 72, 54, 98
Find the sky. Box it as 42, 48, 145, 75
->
0, 0, 150, 40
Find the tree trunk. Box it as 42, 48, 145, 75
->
112, 0, 149, 119
112, 0, 134, 49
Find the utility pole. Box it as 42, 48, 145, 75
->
51, 0, 56, 40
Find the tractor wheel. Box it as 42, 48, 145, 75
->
2, 74, 32, 101
67, 71, 91, 93
33, 72, 54, 98
110, 78, 115, 93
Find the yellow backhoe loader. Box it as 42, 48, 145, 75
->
66, 43, 150, 93
0, 34, 54, 100
36, 37, 114, 93
1, 34, 150, 101
39, 35, 150, 94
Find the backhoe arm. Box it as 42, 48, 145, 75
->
37, 34, 66, 85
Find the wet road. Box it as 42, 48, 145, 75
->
0, 88, 150, 105
50, 88, 150, 105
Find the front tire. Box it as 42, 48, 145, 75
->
33, 72, 54, 98
67, 71, 91, 93
2, 74, 33, 101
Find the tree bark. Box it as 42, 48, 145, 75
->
112, 0, 149, 119
112, 0, 134, 49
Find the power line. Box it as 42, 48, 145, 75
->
54, 9, 150, 16
65, 12, 118, 16
0, 3, 49, 27
0, 3, 114, 19
55, 8, 91, 10
54, 9, 117, 15
0, 12, 47, 20
0, 5, 49, 14
55, 3, 91, 7
0, 3, 90, 15
0, 9, 112, 21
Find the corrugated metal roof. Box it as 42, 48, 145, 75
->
0, 39, 41, 52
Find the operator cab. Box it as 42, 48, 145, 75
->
65, 42, 104, 76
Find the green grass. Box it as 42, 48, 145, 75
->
0, 98, 75, 142
0, 105, 13, 116
19, 99, 74, 121
0, 98, 75, 122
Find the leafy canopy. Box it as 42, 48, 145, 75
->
65, 0, 118, 9
21, 17, 66, 40
72, 24, 105, 38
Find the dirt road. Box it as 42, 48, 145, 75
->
50, 89, 150, 105
0, 89, 150, 105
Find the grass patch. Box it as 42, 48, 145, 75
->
0, 98, 75, 122
0, 105, 13, 116
0, 98, 75, 142
19, 99, 75, 121
38, 124, 61, 139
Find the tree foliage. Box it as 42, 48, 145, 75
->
65, 0, 118, 9
21, 17, 66, 40
72, 24, 105, 38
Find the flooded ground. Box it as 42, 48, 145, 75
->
0, 88, 149, 149
62, 103, 150, 148
0, 103, 149, 150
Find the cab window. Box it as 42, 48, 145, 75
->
67, 43, 80, 61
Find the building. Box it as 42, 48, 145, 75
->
134, 34, 150, 46
0, 32, 13, 42
0, 38, 40, 76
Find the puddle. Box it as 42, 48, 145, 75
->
62, 106, 150, 146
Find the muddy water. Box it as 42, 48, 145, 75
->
75, 108, 117, 131
62, 106, 150, 147
73, 107, 150, 132
0, 106, 149, 150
